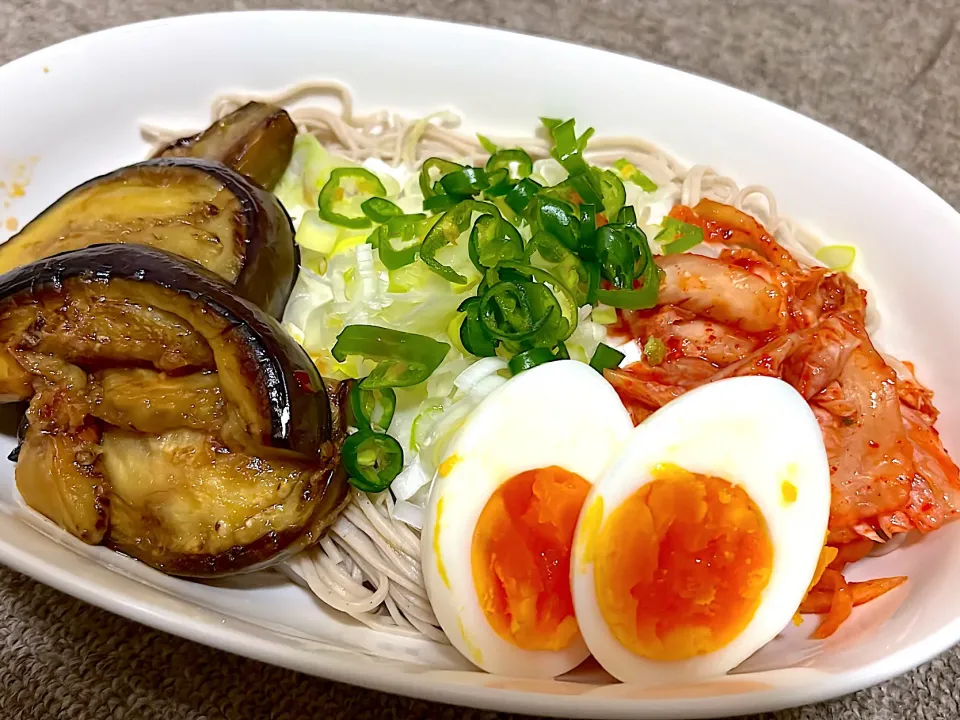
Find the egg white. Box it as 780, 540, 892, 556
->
421, 360, 634, 677
571, 376, 831, 684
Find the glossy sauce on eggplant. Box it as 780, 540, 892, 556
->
0, 245, 348, 576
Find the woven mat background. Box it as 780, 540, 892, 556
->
2, 1, 960, 718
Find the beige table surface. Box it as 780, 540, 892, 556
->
2, 1, 960, 718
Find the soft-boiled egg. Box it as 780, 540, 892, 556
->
421, 360, 634, 677
571, 376, 830, 684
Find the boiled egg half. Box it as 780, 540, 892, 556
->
571, 376, 830, 684
421, 360, 634, 677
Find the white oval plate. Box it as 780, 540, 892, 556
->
1, 11, 959, 718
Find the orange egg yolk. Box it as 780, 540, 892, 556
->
471, 466, 591, 651
594, 466, 773, 661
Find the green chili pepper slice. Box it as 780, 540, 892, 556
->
361, 197, 403, 224
525, 232, 595, 307
495, 261, 578, 344
508, 347, 556, 376
439, 166, 489, 197
482, 168, 514, 198
457, 297, 499, 357
373, 214, 426, 270
593, 224, 640, 289
342, 431, 404, 493
535, 197, 581, 251
554, 341, 570, 360
468, 214, 524, 271
419, 157, 463, 199
421, 200, 504, 283
479, 281, 553, 343
589, 343, 626, 373
579, 203, 598, 258
485, 149, 533, 180
318, 167, 388, 229
332, 325, 449, 389
596, 261, 662, 309
349, 383, 397, 433
420, 201, 475, 284
599, 169, 626, 218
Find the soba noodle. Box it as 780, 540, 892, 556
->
142, 82, 836, 641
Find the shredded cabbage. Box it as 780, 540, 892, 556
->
276, 135, 683, 524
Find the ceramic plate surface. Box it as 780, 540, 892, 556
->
1, 11, 959, 718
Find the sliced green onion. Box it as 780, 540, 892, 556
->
477, 133, 499, 154
342, 431, 404, 493
332, 325, 449, 389
439, 166, 489, 197
411, 404, 444, 452
371, 214, 426, 270
361, 197, 403, 223
423, 194, 459, 213
644, 336, 667, 365
318, 167, 387, 229
613, 158, 658, 193
657, 217, 704, 255
590, 343, 626, 372
349, 383, 397, 433
815, 244, 856, 271
419, 157, 463, 199
542, 118, 602, 204
505, 177, 541, 214
508, 347, 556, 376
592, 304, 618, 325
485, 149, 533, 181
616, 205, 638, 227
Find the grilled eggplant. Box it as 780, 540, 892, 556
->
1, 245, 347, 576
0, 158, 297, 319
153, 102, 297, 191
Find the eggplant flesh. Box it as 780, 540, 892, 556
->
0, 158, 298, 319
153, 102, 297, 191
102, 428, 344, 576
1, 245, 346, 576
14, 355, 108, 544
91, 369, 225, 435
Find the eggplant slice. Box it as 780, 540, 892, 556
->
0, 158, 297, 319
153, 102, 297, 191
0, 245, 348, 576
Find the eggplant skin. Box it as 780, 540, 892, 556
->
0, 158, 298, 319
153, 102, 297, 191
0, 244, 330, 458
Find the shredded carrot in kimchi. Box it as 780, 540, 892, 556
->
607, 199, 959, 637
